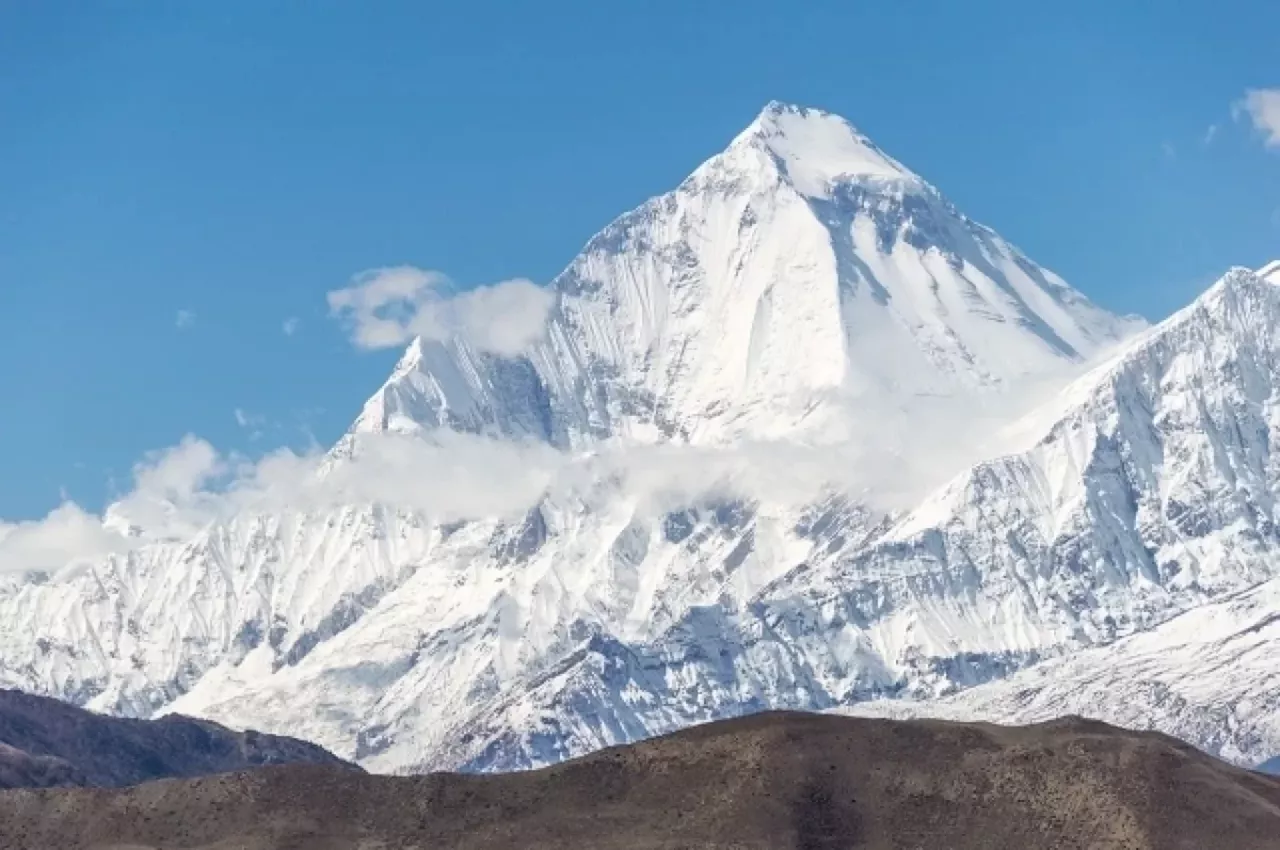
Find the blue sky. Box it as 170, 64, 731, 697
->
2, 0, 1279, 520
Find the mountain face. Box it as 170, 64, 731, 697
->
426, 266, 1280, 773
9, 102, 1277, 778
351, 102, 1139, 448
5, 712, 1279, 850
842, 573, 1280, 771
0, 688, 352, 789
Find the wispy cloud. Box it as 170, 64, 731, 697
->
175, 309, 197, 329
327, 266, 555, 356
1203, 124, 1219, 146
234, 408, 276, 442
0, 366, 1071, 577
0, 434, 824, 573
1234, 88, 1280, 149
282, 317, 301, 336
1161, 141, 1177, 161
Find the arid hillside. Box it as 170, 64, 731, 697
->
0, 688, 352, 789
2, 710, 1278, 849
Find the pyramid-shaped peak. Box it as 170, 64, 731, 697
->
735, 101, 921, 197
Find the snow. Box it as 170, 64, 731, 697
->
369, 265, 1280, 773
6, 102, 1272, 780
738, 102, 917, 197
1258, 259, 1280, 284
345, 101, 1142, 461
841, 574, 1280, 769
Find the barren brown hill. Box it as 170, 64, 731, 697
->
0, 689, 353, 789
2, 711, 1279, 850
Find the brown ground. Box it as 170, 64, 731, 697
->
0, 689, 353, 789
1, 711, 1278, 850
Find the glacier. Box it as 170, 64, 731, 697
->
5, 102, 1279, 775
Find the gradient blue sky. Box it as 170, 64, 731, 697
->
2, 0, 1279, 519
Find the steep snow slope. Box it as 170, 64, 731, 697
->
840, 575, 1280, 770
352, 102, 1140, 447
387, 267, 1280, 772
0, 103, 1147, 774
0, 507, 442, 716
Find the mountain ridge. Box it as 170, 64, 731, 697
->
0, 688, 353, 789
372, 265, 1280, 773
4, 711, 1279, 850
17, 104, 1279, 782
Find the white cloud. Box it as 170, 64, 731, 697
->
0, 503, 131, 575
1204, 124, 1219, 145
2, 440, 227, 572
103, 435, 230, 540
282, 317, 300, 336
1161, 141, 1177, 161
0, 402, 1031, 576
175, 309, 197, 329
1235, 88, 1280, 148
0, 432, 552, 574
0, 357, 1067, 576
0, 434, 831, 574
327, 266, 555, 356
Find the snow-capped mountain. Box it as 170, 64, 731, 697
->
351, 102, 1140, 448
12, 103, 1277, 779
340, 265, 1280, 773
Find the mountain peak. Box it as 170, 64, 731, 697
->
1198, 266, 1274, 306
343, 101, 1142, 450
734, 101, 920, 197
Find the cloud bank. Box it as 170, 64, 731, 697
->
0, 371, 1058, 578
327, 266, 555, 356
0, 503, 131, 575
